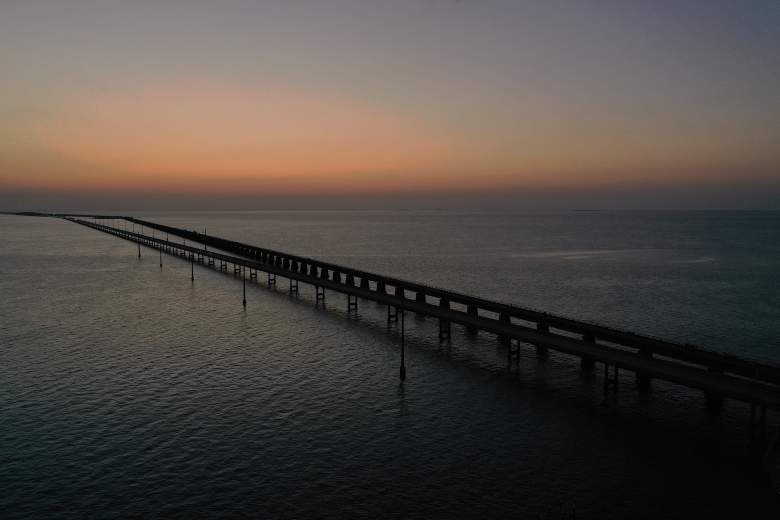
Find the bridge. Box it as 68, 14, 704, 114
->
19, 213, 780, 458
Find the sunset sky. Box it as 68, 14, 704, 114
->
1, 0, 779, 209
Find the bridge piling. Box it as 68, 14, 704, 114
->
242, 266, 247, 307
506, 340, 522, 370
467, 304, 478, 334
387, 305, 398, 327
268, 272, 276, 288
347, 294, 358, 314
581, 334, 596, 372
315, 285, 325, 306
603, 362, 619, 394
536, 322, 549, 356
499, 313, 511, 346
637, 348, 653, 390
507, 338, 512, 366
438, 319, 451, 344
289, 278, 299, 295
400, 307, 406, 381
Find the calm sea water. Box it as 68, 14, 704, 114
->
2, 210, 779, 518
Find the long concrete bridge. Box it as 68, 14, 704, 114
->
26, 213, 780, 458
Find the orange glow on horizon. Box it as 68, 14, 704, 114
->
2, 79, 777, 196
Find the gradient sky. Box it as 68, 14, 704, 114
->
1, 0, 779, 209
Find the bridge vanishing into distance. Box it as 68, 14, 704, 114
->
14, 212, 780, 464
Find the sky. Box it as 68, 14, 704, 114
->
1, 0, 779, 210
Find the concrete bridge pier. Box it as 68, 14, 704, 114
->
289, 279, 299, 295
267, 272, 276, 288
603, 362, 619, 394
637, 348, 653, 390
315, 285, 325, 306
581, 334, 596, 372
507, 339, 521, 368
438, 319, 451, 344
467, 304, 478, 335
750, 403, 767, 442
748, 403, 769, 471
536, 322, 550, 356
347, 294, 358, 314
499, 313, 511, 346
414, 291, 426, 316
387, 305, 399, 327
399, 308, 407, 381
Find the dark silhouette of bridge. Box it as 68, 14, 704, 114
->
19, 213, 780, 464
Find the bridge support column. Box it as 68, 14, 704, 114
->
242, 267, 246, 307
415, 291, 426, 315
400, 307, 406, 381
603, 362, 619, 394
749, 404, 768, 455
268, 272, 276, 288
159, 247, 162, 269
498, 313, 511, 346
467, 304, 478, 334
191, 254, 194, 282
536, 322, 549, 356
581, 334, 596, 372
315, 286, 325, 306
289, 279, 299, 295
138, 242, 141, 258
249, 268, 256, 280
506, 339, 522, 370
387, 305, 398, 326
347, 294, 358, 314
438, 319, 451, 344
507, 338, 513, 366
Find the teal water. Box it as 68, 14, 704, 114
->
2, 211, 779, 518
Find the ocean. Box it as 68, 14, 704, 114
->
2, 210, 779, 518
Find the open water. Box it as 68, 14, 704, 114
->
2, 211, 779, 518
